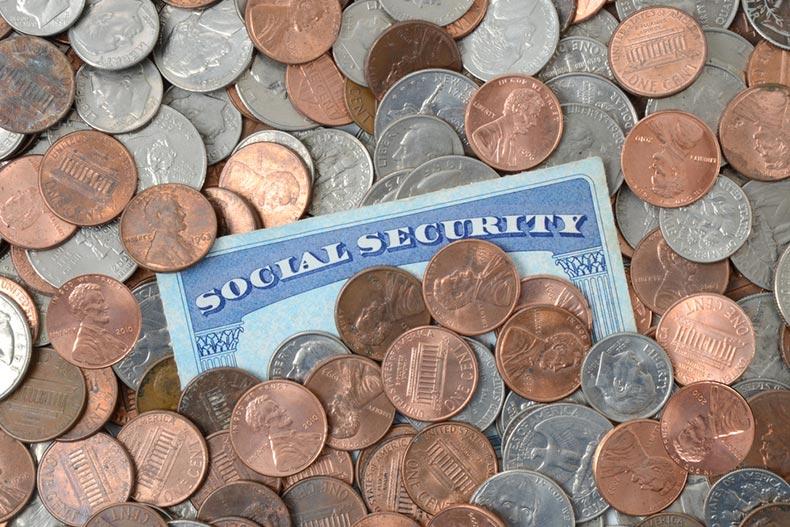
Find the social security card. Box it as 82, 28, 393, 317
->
158, 157, 636, 387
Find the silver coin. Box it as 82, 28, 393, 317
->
235, 53, 317, 131
374, 115, 464, 178
233, 129, 314, 182
604, 508, 643, 526
502, 403, 612, 522
775, 245, 790, 324
546, 72, 638, 133
113, 280, 173, 389
0, 126, 25, 161
497, 391, 540, 438
578, 517, 604, 527
234, 0, 245, 19
166, 501, 199, 522
267, 330, 351, 383
704, 468, 790, 527
615, 0, 738, 28
154, 0, 254, 92
737, 293, 790, 385
453, 338, 505, 431
564, 9, 618, 44
338, 122, 375, 159
168, 522, 208, 527
380, 0, 473, 25
374, 69, 478, 155
459, 0, 560, 81
395, 155, 499, 199
615, 185, 661, 250
581, 332, 673, 422
115, 105, 207, 193
731, 179, 790, 290
659, 175, 752, 263
75, 59, 163, 134
27, 220, 137, 288
0, 0, 84, 36
501, 404, 547, 453
483, 424, 503, 464
332, 0, 393, 87
470, 469, 576, 527
733, 378, 790, 399
704, 28, 754, 83
68, 0, 159, 70
301, 129, 374, 217
743, 0, 790, 50
359, 169, 411, 206
7, 492, 61, 527
662, 475, 710, 523
0, 291, 32, 400
542, 103, 624, 196
538, 37, 613, 82
163, 87, 242, 165
46, 109, 92, 144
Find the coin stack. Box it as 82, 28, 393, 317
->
0, 0, 788, 526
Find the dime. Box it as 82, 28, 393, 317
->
0, 0, 83, 36
466, 74, 563, 172
742, 389, 790, 480
0, 429, 35, 522
704, 468, 790, 527
354, 513, 419, 527
748, 41, 790, 86
333, 1, 393, 87
85, 503, 168, 527
0, 126, 25, 162
743, 0, 790, 49
514, 275, 592, 331
268, 331, 351, 383
203, 188, 260, 237
197, 481, 289, 526
428, 504, 505, 527
660, 381, 754, 476
566, 9, 618, 43
736, 294, 790, 385
282, 446, 353, 490
593, 419, 687, 516
178, 368, 258, 436
136, 355, 181, 413
282, 477, 367, 527
704, 28, 754, 82
444, 0, 488, 39
60, 367, 118, 441
286, 55, 352, 127
740, 502, 790, 526
375, 115, 464, 178
539, 37, 613, 82
733, 379, 790, 399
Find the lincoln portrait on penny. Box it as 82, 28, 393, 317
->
472, 88, 543, 167
143, 190, 196, 266
69, 282, 128, 366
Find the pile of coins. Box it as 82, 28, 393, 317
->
0, 0, 788, 526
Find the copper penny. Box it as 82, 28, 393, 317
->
593, 419, 687, 516
0, 16, 11, 40
656, 293, 755, 385
631, 229, 730, 315
618, 226, 635, 259
197, 481, 290, 526
742, 390, 790, 480
124, 267, 156, 291
356, 423, 416, 493
719, 84, 790, 182
725, 269, 765, 302
0, 156, 76, 250
573, 0, 606, 22
219, 142, 311, 228
747, 41, 790, 87
10, 246, 57, 296
353, 513, 420, 527
60, 367, 118, 441
465, 74, 563, 172
40, 131, 137, 226
178, 367, 260, 436
428, 504, 505, 527
110, 384, 138, 426
245, 0, 341, 65
203, 187, 260, 237
514, 275, 592, 331
382, 326, 478, 422
47, 274, 141, 369
135, 356, 181, 414
0, 428, 35, 522
121, 183, 217, 272
635, 513, 704, 527
240, 116, 274, 140
783, 326, 790, 368
203, 161, 225, 190
335, 266, 431, 360
444, 0, 489, 39
626, 268, 653, 334
660, 381, 754, 476
227, 86, 259, 122
304, 355, 395, 451
214, 518, 261, 527
403, 422, 498, 515
609, 7, 706, 97
0, 346, 85, 442
229, 380, 327, 478
162, 0, 219, 6
0, 36, 74, 134
365, 21, 463, 100
0, 276, 38, 343
422, 240, 520, 336
281, 477, 367, 527
496, 305, 591, 402
283, 446, 354, 490
344, 78, 377, 135
38, 433, 134, 526
84, 503, 167, 527
740, 502, 790, 527
286, 54, 353, 126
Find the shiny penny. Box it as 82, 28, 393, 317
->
229, 380, 327, 477
0, 428, 35, 522
286, 54, 352, 126
382, 326, 478, 422
203, 187, 260, 237
353, 513, 419, 527
574, 0, 606, 23
344, 79, 377, 135
465, 74, 563, 172
197, 481, 290, 527
514, 275, 592, 331
120, 183, 217, 273
282, 477, 367, 527
60, 367, 118, 441
335, 266, 431, 360
444, 0, 488, 39
747, 41, 790, 87
10, 246, 57, 296
741, 390, 790, 480
283, 446, 353, 491
740, 502, 790, 527
84, 503, 168, 527
660, 381, 754, 476
626, 267, 653, 334
47, 274, 141, 369
135, 356, 181, 414
656, 293, 755, 385
0, 276, 38, 343
178, 367, 260, 436
40, 131, 137, 226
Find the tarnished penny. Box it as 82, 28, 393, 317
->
120, 183, 218, 272
10, 246, 57, 296
0, 428, 35, 522
60, 367, 118, 441
0, 156, 76, 250
622, 111, 720, 208
38, 433, 134, 526
593, 419, 687, 516
465, 74, 563, 172
355, 423, 416, 494
111, 385, 138, 426
514, 275, 592, 331
353, 513, 420, 527
117, 410, 209, 507
656, 293, 755, 385
40, 131, 137, 227
428, 504, 505, 527
281, 477, 367, 527
219, 142, 311, 228
365, 21, 463, 100
496, 305, 591, 402
660, 381, 754, 476
286, 54, 352, 126
344, 79, 377, 135
742, 390, 790, 480
382, 326, 478, 422
135, 356, 181, 414
229, 380, 327, 477
422, 240, 520, 335
0, 36, 74, 134
747, 41, 790, 87
203, 188, 260, 237
245, 0, 341, 64
444, 0, 488, 39
84, 503, 168, 527
574, 0, 606, 23
783, 326, 790, 368
47, 274, 141, 369
283, 446, 353, 490
626, 268, 653, 334
335, 266, 431, 360
631, 229, 730, 315
197, 481, 290, 526
718, 84, 790, 182
609, 7, 707, 97
0, 276, 38, 343
178, 367, 260, 436
402, 422, 498, 515
740, 502, 790, 527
